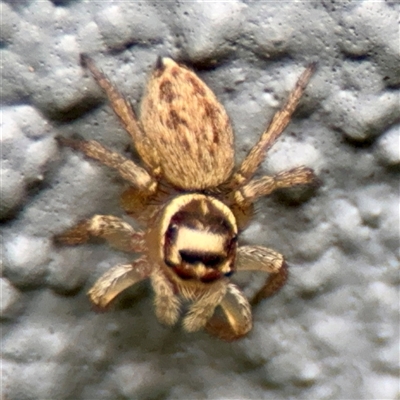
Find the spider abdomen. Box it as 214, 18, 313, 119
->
139, 58, 234, 190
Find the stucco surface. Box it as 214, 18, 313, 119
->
1, 1, 399, 399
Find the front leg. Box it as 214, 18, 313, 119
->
150, 269, 181, 326
54, 215, 146, 253
183, 281, 227, 332
205, 283, 252, 341
236, 245, 288, 305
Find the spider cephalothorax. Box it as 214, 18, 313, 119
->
156, 194, 238, 283
55, 54, 318, 341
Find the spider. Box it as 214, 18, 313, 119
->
55, 54, 318, 341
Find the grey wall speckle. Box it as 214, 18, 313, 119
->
2, 1, 399, 399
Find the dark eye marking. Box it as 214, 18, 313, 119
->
179, 251, 224, 268
166, 223, 178, 238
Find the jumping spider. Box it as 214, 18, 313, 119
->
55, 54, 318, 341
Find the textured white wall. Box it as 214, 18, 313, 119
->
2, 1, 399, 399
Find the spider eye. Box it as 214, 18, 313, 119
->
179, 250, 224, 268
167, 224, 178, 236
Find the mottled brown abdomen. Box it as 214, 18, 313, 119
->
139, 58, 234, 190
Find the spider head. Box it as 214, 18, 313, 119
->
157, 194, 238, 283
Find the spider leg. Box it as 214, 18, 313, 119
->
183, 281, 227, 332
80, 54, 145, 151
236, 245, 288, 305
54, 215, 146, 253
80, 54, 162, 178
151, 269, 181, 326
233, 165, 319, 207
88, 257, 152, 309
57, 137, 157, 195
120, 186, 162, 223
229, 63, 316, 187
205, 283, 252, 341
